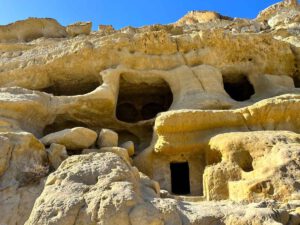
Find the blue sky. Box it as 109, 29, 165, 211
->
0, 0, 283, 30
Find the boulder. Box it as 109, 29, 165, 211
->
97, 128, 118, 148
41, 127, 97, 150
25, 152, 299, 225
25, 152, 161, 225
0, 132, 48, 188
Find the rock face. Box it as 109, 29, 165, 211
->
0, 132, 48, 225
25, 152, 299, 225
175, 10, 232, 25
0, 0, 300, 224
66, 21, 92, 37
0, 18, 67, 43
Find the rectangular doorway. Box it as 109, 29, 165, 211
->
170, 162, 191, 195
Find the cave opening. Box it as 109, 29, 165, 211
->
41, 80, 101, 96
43, 118, 89, 136
116, 76, 173, 123
223, 75, 255, 101
235, 151, 254, 172
294, 75, 300, 88
170, 162, 191, 195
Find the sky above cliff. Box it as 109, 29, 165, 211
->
0, 0, 284, 30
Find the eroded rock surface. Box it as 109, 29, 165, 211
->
66, 21, 92, 37
0, 0, 300, 224
26, 152, 300, 225
0, 18, 67, 43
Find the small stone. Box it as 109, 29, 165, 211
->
97, 129, 118, 148
120, 141, 135, 156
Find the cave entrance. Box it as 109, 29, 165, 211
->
116, 76, 173, 123
170, 162, 191, 195
41, 80, 101, 96
223, 75, 255, 101
294, 75, 300, 88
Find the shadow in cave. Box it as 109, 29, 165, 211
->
116, 76, 173, 123
41, 80, 101, 96
223, 75, 255, 101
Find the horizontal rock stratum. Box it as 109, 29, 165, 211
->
1, 1, 300, 224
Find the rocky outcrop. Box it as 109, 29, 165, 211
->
97, 128, 119, 148
66, 22, 92, 37
0, 132, 49, 225
0, 18, 67, 43
206, 131, 300, 201
175, 11, 232, 25
256, 0, 299, 21
26, 152, 300, 225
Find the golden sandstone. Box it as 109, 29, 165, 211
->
0, 1, 300, 224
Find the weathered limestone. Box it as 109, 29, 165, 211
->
41, 127, 97, 150
97, 128, 118, 148
47, 143, 68, 169
0, 17, 67, 43
0, 132, 48, 225
25, 152, 300, 225
0, 181, 45, 225
175, 10, 232, 25
0, 132, 48, 189
257, 0, 299, 21
205, 131, 300, 202
98, 24, 115, 33
0, 87, 54, 135
120, 141, 135, 156
0, 136, 11, 177
66, 21, 92, 37
25, 152, 160, 225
